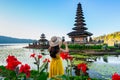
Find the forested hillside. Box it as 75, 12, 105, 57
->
0, 36, 35, 43
93, 31, 120, 46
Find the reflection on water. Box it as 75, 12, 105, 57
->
94, 55, 120, 64
87, 55, 120, 80
0, 43, 120, 79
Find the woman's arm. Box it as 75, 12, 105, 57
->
60, 42, 69, 52
48, 46, 51, 52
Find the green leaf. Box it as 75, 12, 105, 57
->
39, 62, 48, 74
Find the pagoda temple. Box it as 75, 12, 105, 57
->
25, 33, 49, 49
38, 33, 49, 45
67, 3, 93, 43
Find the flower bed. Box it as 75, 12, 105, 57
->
0, 52, 118, 80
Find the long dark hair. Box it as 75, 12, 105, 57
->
49, 45, 60, 58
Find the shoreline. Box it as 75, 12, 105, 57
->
70, 49, 120, 55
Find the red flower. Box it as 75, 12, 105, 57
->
19, 64, 31, 78
60, 52, 73, 61
60, 52, 69, 59
6, 55, 21, 70
43, 58, 50, 63
48, 59, 50, 62
112, 73, 120, 80
6, 60, 21, 70
77, 63, 87, 73
68, 55, 73, 61
6, 55, 17, 63
30, 53, 35, 58
38, 55, 42, 59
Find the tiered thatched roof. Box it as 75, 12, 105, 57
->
67, 3, 93, 37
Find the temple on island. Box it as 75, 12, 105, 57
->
67, 3, 93, 44
38, 33, 49, 45
25, 33, 49, 49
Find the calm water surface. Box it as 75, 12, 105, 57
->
0, 43, 50, 69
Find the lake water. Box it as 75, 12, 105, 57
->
0, 43, 67, 69
87, 56, 120, 80
0, 43, 120, 80
0, 43, 50, 69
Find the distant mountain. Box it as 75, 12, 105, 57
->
93, 31, 120, 46
0, 36, 35, 43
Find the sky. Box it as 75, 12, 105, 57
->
0, 0, 120, 41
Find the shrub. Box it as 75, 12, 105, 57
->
61, 44, 103, 50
